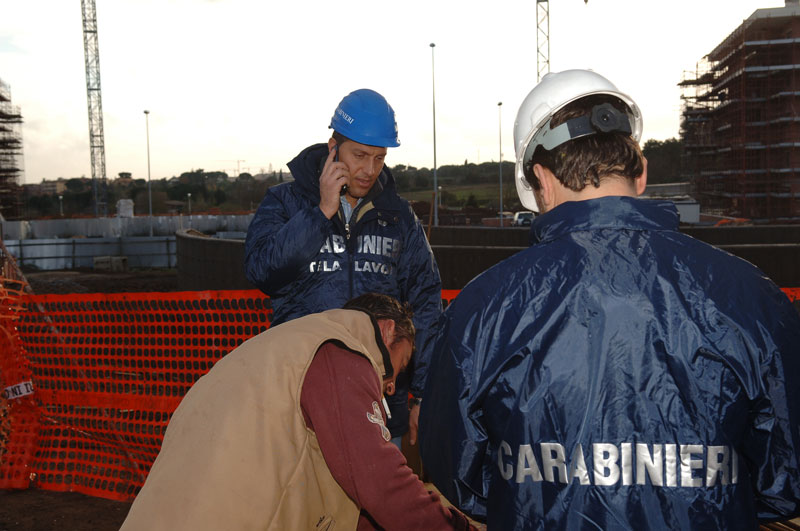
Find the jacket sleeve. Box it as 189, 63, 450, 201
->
419, 293, 490, 521
396, 210, 442, 398
244, 185, 332, 296
742, 290, 800, 521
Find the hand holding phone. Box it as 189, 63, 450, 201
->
334, 145, 348, 196
319, 143, 350, 219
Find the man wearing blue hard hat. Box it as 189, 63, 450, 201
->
245, 89, 442, 450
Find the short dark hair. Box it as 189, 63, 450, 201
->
331, 131, 350, 146
343, 293, 415, 346
526, 95, 644, 192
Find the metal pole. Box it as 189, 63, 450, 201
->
498, 101, 503, 227
59, 195, 63, 217
144, 110, 153, 237
187, 192, 192, 228
430, 43, 438, 227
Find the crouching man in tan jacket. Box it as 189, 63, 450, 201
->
121, 292, 474, 531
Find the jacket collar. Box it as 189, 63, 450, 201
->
320, 309, 392, 379
530, 196, 680, 245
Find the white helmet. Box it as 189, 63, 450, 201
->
513, 69, 643, 212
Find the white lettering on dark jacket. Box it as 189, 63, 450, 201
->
498, 441, 738, 487
310, 235, 400, 275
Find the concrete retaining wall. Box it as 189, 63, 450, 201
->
1, 214, 254, 240
5, 237, 177, 270
177, 226, 800, 291
176, 230, 256, 291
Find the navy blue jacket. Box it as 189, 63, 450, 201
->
420, 197, 800, 530
244, 144, 442, 436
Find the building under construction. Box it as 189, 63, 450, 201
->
0, 78, 24, 220
679, 1, 800, 221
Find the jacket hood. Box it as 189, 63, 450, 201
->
287, 143, 398, 204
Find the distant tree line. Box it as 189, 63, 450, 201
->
390, 161, 516, 192
21, 138, 681, 218
22, 169, 283, 218
391, 138, 681, 191
642, 138, 681, 185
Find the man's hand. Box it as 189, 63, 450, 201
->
409, 403, 421, 445
319, 146, 350, 219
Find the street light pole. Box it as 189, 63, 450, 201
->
144, 110, 153, 237
430, 42, 438, 227
58, 195, 63, 217
187, 192, 192, 227
498, 101, 503, 228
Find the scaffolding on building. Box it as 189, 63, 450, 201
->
679, 3, 800, 221
0, 79, 24, 220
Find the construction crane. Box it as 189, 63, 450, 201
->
536, 0, 550, 82
536, 0, 588, 81
213, 160, 247, 177
81, 0, 108, 217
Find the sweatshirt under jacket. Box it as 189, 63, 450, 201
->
302, 341, 474, 530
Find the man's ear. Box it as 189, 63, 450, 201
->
327, 137, 337, 153
377, 319, 396, 348
533, 164, 555, 211
634, 157, 648, 196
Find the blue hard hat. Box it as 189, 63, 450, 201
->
330, 89, 400, 147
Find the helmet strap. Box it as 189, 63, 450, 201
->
539, 103, 633, 152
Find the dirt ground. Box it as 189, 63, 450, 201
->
0, 490, 130, 531
23, 268, 179, 295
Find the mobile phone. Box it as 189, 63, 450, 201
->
333, 144, 348, 196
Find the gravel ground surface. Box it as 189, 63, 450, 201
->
23, 269, 179, 295
0, 490, 130, 531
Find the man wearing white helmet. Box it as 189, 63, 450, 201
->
245, 89, 441, 449
419, 70, 800, 529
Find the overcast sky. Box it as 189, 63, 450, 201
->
0, 0, 784, 184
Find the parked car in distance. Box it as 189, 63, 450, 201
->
512, 211, 534, 226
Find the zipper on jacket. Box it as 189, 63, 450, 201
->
338, 203, 355, 298
346, 206, 380, 299
349, 242, 354, 297
345, 220, 354, 297
342, 198, 398, 299
345, 202, 375, 299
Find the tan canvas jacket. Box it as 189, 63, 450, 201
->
120, 309, 389, 531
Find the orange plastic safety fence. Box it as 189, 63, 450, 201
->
1, 290, 271, 501
0, 287, 797, 502
442, 289, 459, 307
783, 287, 800, 302
0, 275, 38, 491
